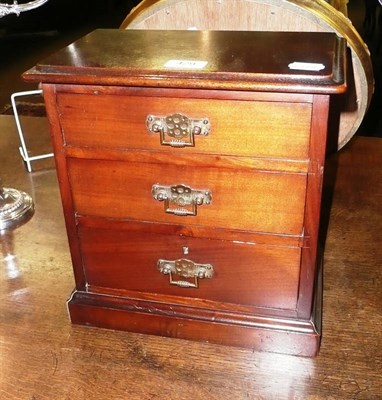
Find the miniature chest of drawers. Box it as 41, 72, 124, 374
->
24, 29, 346, 356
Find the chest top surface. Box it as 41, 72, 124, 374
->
23, 29, 346, 94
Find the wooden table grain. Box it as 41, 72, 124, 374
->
1, 115, 381, 399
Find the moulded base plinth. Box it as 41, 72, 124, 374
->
67, 281, 322, 357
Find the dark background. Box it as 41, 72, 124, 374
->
0, 0, 140, 107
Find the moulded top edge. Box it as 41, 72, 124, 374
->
23, 29, 347, 94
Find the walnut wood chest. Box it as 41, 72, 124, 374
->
24, 29, 346, 356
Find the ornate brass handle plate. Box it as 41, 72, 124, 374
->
146, 113, 211, 147
157, 258, 214, 288
152, 183, 212, 216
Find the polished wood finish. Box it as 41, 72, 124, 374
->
68, 158, 307, 234
23, 29, 346, 94
78, 222, 302, 310
23, 29, 346, 356
120, 0, 373, 150
1, 114, 381, 398
56, 88, 313, 160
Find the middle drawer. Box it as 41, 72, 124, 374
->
67, 158, 307, 236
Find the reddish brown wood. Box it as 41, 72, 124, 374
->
298, 94, 332, 319
26, 29, 346, 356
79, 214, 303, 247
67, 157, 307, 235
2, 114, 382, 398
78, 223, 301, 310
23, 30, 347, 95
68, 294, 321, 357
56, 88, 312, 160
42, 84, 87, 290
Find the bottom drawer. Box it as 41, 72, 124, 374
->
78, 223, 301, 311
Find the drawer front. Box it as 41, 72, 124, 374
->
68, 158, 306, 235
57, 92, 312, 159
79, 225, 301, 310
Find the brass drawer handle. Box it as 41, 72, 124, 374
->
152, 183, 212, 216
157, 258, 214, 288
146, 113, 211, 147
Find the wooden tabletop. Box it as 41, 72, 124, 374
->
0, 115, 381, 399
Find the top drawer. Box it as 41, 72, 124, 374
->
56, 89, 312, 159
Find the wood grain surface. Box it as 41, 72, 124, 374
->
1, 115, 381, 399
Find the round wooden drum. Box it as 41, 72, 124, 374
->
121, 0, 373, 150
